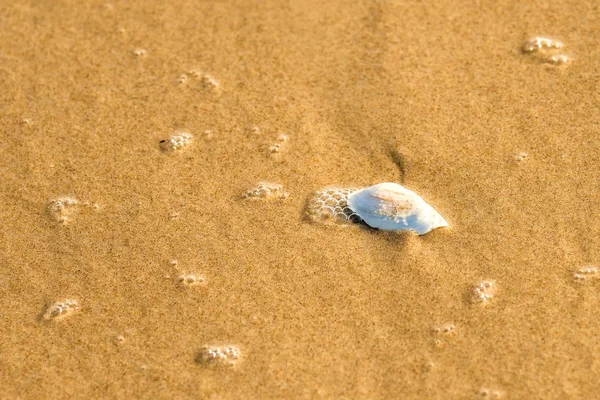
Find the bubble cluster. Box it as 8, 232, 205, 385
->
477, 388, 503, 398
269, 133, 289, 154
242, 181, 289, 200
196, 345, 241, 367
201, 74, 220, 90
159, 132, 193, 152
47, 197, 80, 224
545, 54, 570, 66
42, 299, 79, 321
521, 37, 571, 66
176, 273, 206, 286
573, 266, 598, 281
176, 70, 221, 92
514, 151, 529, 162
305, 187, 362, 225
132, 48, 147, 57
522, 37, 563, 53
472, 280, 496, 304
432, 323, 456, 336
431, 323, 456, 348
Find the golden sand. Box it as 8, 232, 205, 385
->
1, 0, 599, 398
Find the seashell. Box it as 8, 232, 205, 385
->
347, 182, 448, 235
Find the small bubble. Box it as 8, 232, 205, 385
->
305, 187, 362, 226
545, 54, 571, 66
47, 196, 80, 224
132, 48, 147, 57
477, 388, 503, 398
521, 37, 563, 53
250, 126, 260, 135
159, 132, 193, 152
440, 323, 456, 335
471, 280, 496, 305
520, 37, 571, 67
242, 181, 289, 200
21, 118, 32, 125
169, 259, 179, 266
196, 345, 242, 367
115, 335, 126, 344
42, 299, 79, 321
200, 74, 220, 91
203, 130, 214, 140
268, 133, 289, 155
515, 151, 529, 162
176, 74, 188, 84
176, 273, 206, 287
573, 266, 598, 282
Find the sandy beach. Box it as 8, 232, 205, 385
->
1, 0, 599, 398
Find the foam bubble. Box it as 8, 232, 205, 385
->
432, 323, 456, 336
176, 74, 188, 84
242, 181, 289, 200
159, 132, 193, 152
515, 151, 529, 162
132, 48, 147, 57
268, 133, 289, 154
305, 187, 362, 225
431, 323, 457, 348
199, 73, 221, 94
573, 266, 598, 281
544, 54, 571, 66
196, 345, 241, 367
520, 37, 571, 66
47, 197, 98, 224
477, 388, 503, 398
472, 280, 496, 304
47, 197, 80, 224
176, 273, 206, 286
521, 37, 563, 53
42, 299, 79, 321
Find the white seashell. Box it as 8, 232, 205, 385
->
347, 182, 448, 235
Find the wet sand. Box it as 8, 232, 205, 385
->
1, 0, 599, 398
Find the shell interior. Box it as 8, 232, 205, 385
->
347, 182, 448, 235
